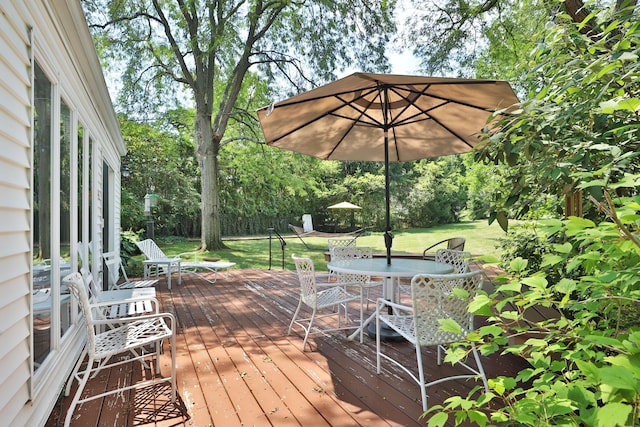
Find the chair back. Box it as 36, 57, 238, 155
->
102, 252, 120, 287
435, 249, 472, 274
136, 239, 167, 260
331, 245, 373, 284
327, 238, 357, 260
410, 270, 483, 347
63, 272, 97, 354
291, 254, 318, 307
446, 237, 466, 251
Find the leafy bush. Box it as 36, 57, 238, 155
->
498, 222, 552, 274
425, 3, 640, 426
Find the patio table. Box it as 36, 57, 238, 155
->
327, 258, 454, 341
143, 257, 181, 289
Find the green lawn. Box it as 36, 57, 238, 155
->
140, 220, 508, 273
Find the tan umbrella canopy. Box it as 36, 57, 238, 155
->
258, 72, 519, 264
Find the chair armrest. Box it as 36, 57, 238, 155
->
92, 311, 175, 328
422, 239, 448, 257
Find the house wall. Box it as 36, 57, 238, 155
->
0, 1, 125, 425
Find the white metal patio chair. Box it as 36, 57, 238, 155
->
289, 254, 360, 351
62, 272, 176, 427
398, 248, 472, 301
135, 239, 182, 288
375, 270, 489, 412
331, 245, 384, 342
322, 237, 358, 283
81, 267, 158, 319
103, 251, 159, 290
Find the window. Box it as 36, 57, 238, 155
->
32, 62, 74, 369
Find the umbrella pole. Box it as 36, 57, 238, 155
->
384, 129, 392, 265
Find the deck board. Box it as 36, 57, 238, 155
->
46, 267, 529, 426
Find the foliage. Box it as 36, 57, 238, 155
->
119, 115, 201, 235
478, 1, 640, 229
401, 157, 468, 227
402, 0, 547, 77
498, 221, 553, 274
424, 3, 640, 426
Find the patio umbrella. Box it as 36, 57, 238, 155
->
327, 201, 361, 209
257, 72, 519, 264
328, 201, 362, 230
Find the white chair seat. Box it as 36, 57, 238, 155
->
93, 315, 173, 357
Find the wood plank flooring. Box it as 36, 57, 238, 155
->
46, 267, 529, 426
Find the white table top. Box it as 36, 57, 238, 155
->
327, 258, 454, 277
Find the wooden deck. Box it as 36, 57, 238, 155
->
46, 267, 529, 427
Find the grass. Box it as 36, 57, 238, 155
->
137, 220, 508, 273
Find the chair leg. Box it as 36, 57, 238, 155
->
416, 344, 428, 412
471, 345, 489, 392
169, 333, 177, 402
65, 346, 87, 396
64, 355, 95, 427
288, 299, 303, 335
376, 308, 382, 374
359, 288, 365, 343
301, 308, 317, 351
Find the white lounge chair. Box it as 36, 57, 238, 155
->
136, 239, 235, 287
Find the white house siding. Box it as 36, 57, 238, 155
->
0, 1, 125, 426
0, 1, 36, 425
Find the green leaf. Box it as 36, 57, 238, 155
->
439, 318, 462, 335
599, 366, 640, 391
521, 276, 548, 290
468, 409, 488, 426
510, 257, 528, 273
427, 412, 448, 427
469, 294, 492, 314
595, 402, 632, 427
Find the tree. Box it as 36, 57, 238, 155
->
83, 0, 395, 249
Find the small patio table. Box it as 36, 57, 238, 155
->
143, 257, 181, 290
327, 258, 454, 341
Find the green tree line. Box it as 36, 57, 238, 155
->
120, 113, 503, 237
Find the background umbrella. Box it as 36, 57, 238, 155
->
328, 201, 362, 230
258, 72, 519, 264
327, 201, 362, 209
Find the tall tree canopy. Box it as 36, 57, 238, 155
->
83, 0, 396, 249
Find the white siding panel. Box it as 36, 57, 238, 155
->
0, 363, 30, 426
0, 1, 31, 425
0, 209, 29, 234
0, 234, 30, 262
0, 1, 31, 59
0, 184, 30, 211
0, 154, 30, 192
0, 81, 30, 138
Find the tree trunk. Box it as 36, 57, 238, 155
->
196, 110, 225, 250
